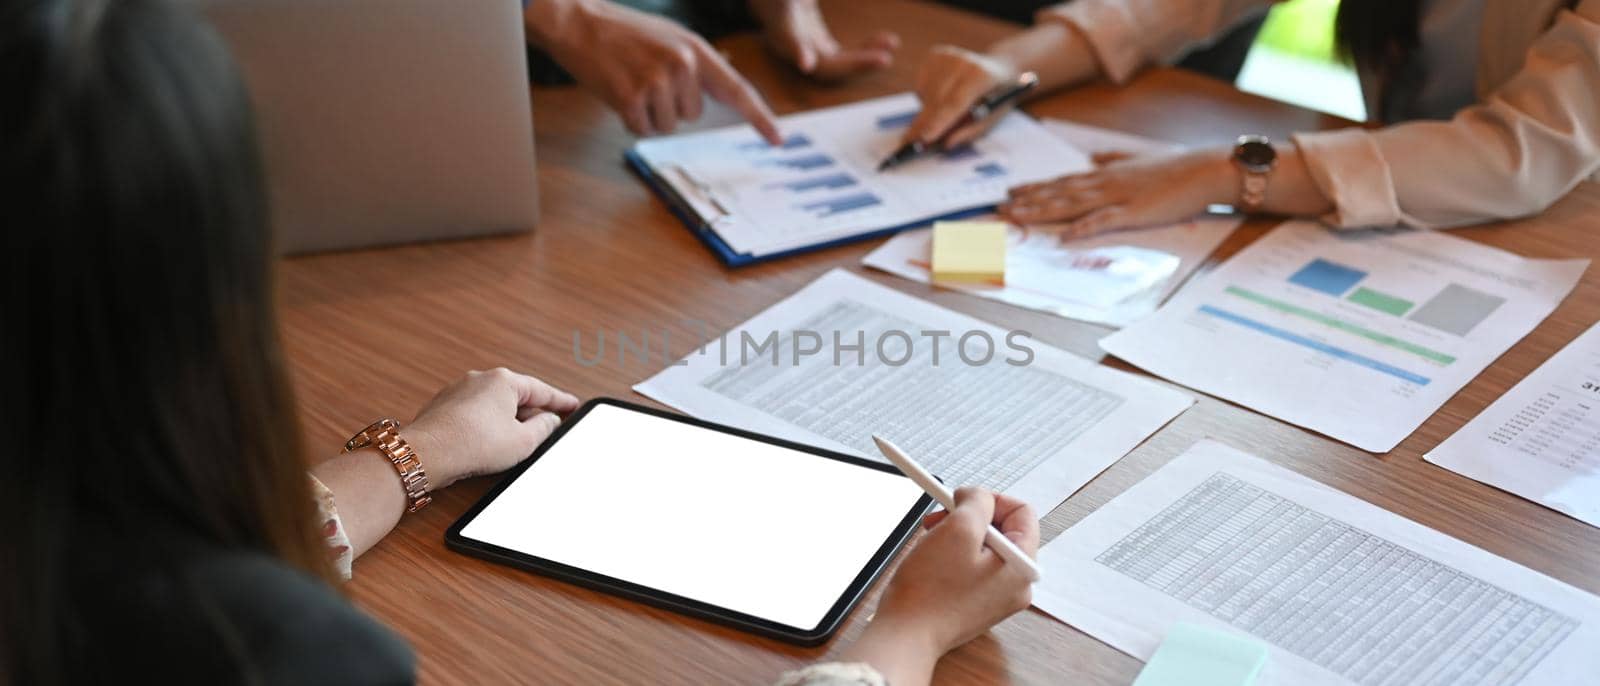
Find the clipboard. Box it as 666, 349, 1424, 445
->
624, 149, 994, 268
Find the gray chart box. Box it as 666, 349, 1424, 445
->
1409, 283, 1506, 336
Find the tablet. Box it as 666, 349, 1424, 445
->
446, 398, 932, 645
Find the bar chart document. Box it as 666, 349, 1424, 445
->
863, 216, 1240, 328
633, 269, 1193, 515
1033, 439, 1600, 686
1100, 222, 1588, 452
631, 94, 1090, 258
1426, 320, 1600, 528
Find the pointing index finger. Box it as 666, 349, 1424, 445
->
697, 43, 782, 145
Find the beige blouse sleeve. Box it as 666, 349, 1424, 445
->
1037, 0, 1280, 84
773, 662, 887, 686
1293, 1, 1600, 230
309, 474, 355, 581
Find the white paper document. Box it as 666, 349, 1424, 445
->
1100, 221, 1588, 452
632, 94, 1091, 257
633, 269, 1193, 515
1426, 320, 1600, 528
1034, 439, 1600, 686
863, 216, 1240, 328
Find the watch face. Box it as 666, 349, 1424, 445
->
1236, 139, 1277, 170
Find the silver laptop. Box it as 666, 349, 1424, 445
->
199, 0, 539, 254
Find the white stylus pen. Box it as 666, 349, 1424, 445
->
872, 435, 1043, 582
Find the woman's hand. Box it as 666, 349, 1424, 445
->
406, 368, 581, 489
904, 46, 1020, 148
525, 0, 781, 143
839, 488, 1040, 685
751, 0, 899, 81
1000, 148, 1237, 240
885, 488, 1040, 653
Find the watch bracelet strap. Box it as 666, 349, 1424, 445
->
1233, 134, 1275, 212
1241, 172, 1269, 211
344, 419, 433, 513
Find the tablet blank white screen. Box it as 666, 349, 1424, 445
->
459, 404, 926, 630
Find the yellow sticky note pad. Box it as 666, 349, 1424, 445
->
930, 221, 1007, 284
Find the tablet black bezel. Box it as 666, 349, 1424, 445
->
445, 397, 933, 646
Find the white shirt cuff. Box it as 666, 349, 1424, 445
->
1292, 128, 1405, 229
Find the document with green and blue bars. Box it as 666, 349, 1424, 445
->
1101, 221, 1588, 452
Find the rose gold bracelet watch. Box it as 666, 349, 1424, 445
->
344, 418, 432, 513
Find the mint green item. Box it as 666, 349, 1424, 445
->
1348, 287, 1415, 316
1131, 623, 1268, 686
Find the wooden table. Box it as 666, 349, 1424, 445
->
277, 1, 1600, 683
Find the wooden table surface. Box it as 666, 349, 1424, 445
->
277, 1, 1600, 683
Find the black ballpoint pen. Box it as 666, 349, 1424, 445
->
877, 71, 1040, 172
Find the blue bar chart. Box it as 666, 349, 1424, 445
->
739, 133, 813, 151
797, 193, 882, 218
974, 162, 1006, 179
766, 173, 857, 192
875, 110, 916, 130
762, 153, 835, 171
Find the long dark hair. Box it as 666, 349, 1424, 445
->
1, 0, 333, 680
1334, 0, 1423, 76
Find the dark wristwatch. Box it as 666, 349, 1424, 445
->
1232, 135, 1278, 212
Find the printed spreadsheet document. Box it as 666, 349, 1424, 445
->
1427, 319, 1600, 528
1033, 439, 1600, 686
633, 269, 1193, 516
